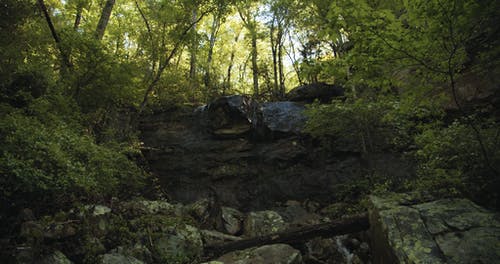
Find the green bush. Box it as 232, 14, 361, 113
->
0, 103, 147, 212
305, 98, 395, 153
411, 119, 500, 208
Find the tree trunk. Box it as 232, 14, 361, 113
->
277, 25, 285, 98
74, 4, 83, 30
251, 32, 259, 97
204, 12, 222, 98
138, 9, 209, 113
203, 213, 369, 259
189, 9, 198, 100
37, 0, 72, 71
95, 0, 115, 40
286, 32, 302, 85
224, 52, 234, 95
238, 7, 259, 97
270, 18, 279, 99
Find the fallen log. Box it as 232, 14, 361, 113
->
203, 213, 369, 259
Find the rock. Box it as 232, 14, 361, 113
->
320, 202, 350, 220
110, 244, 153, 264
99, 253, 144, 264
212, 244, 302, 264
275, 201, 323, 228
286, 82, 344, 103
39, 251, 73, 264
153, 224, 203, 263
304, 237, 346, 264
84, 237, 106, 256
243, 211, 288, 237
140, 98, 411, 210
21, 219, 77, 241
43, 223, 78, 240
205, 95, 255, 137
188, 198, 211, 220
120, 199, 178, 217
200, 229, 242, 245
260, 139, 307, 164
92, 205, 112, 216
221, 207, 244, 235
259, 102, 307, 134
369, 193, 500, 264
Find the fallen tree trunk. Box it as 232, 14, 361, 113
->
204, 213, 369, 259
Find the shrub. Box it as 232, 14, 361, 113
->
0, 103, 147, 213
304, 98, 395, 153
411, 119, 500, 208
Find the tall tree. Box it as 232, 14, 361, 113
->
204, 2, 227, 97
189, 8, 199, 97
136, 0, 212, 111
37, 0, 72, 72
95, 0, 116, 40
238, 2, 260, 97
267, 0, 292, 98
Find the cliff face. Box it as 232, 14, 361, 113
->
139, 96, 412, 211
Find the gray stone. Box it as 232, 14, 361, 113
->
286, 82, 344, 103
214, 244, 302, 264
110, 243, 153, 263
153, 224, 203, 263
100, 253, 144, 264
260, 102, 307, 134
200, 229, 242, 245
121, 199, 177, 216
40, 251, 73, 264
243, 210, 288, 237
221, 206, 244, 235
304, 237, 346, 264
369, 193, 500, 264
204, 95, 255, 137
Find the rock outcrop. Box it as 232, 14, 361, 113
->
139, 96, 411, 210
369, 193, 500, 264
286, 82, 344, 103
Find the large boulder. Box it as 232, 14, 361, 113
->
369, 193, 500, 264
152, 224, 204, 263
259, 102, 307, 134
204, 95, 255, 137
286, 82, 344, 103
209, 244, 303, 264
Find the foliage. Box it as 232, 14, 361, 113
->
411, 119, 500, 208
0, 99, 147, 213
305, 97, 395, 153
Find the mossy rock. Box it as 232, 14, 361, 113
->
369, 193, 500, 264
99, 253, 144, 264
243, 211, 288, 237
152, 224, 203, 264
211, 244, 302, 264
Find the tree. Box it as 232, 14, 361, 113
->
95, 0, 116, 40
238, 1, 261, 97
37, 0, 72, 72
204, 1, 229, 98
135, 0, 212, 111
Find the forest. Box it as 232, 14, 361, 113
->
1, 0, 499, 263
